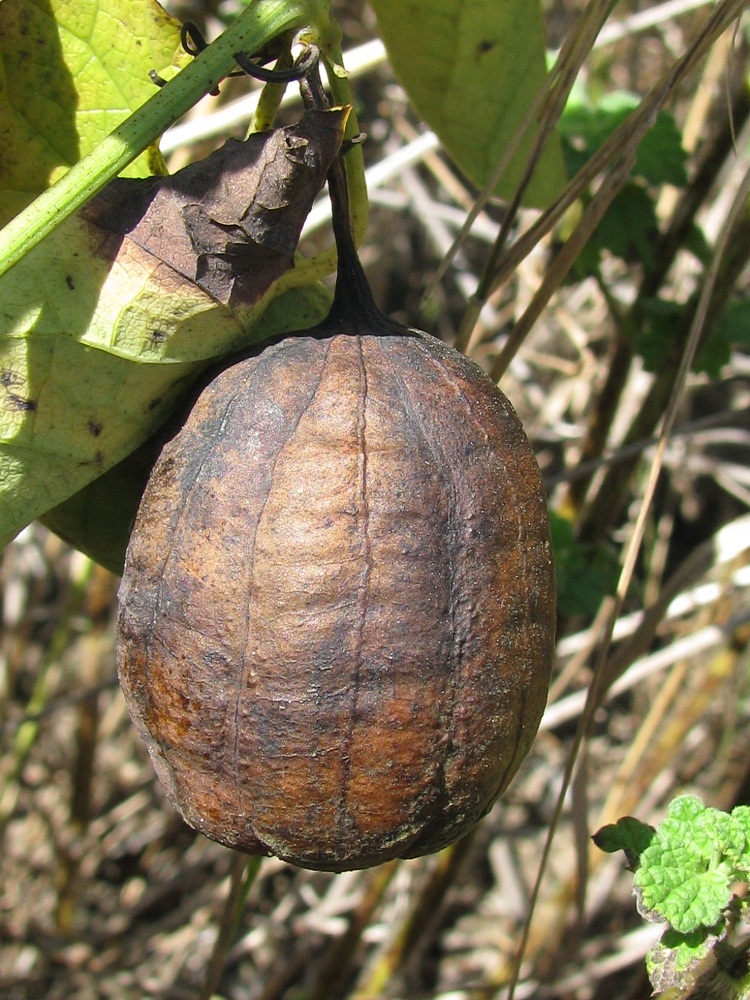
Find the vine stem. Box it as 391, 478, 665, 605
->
298, 59, 377, 325
0, 0, 337, 280
200, 853, 263, 1000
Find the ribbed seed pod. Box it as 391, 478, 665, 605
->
117, 322, 555, 871
116, 132, 556, 872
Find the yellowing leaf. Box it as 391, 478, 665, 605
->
369, 0, 566, 207
0, 0, 187, 223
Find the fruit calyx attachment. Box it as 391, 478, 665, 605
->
300, 55, 409, 341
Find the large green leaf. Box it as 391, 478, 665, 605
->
0, 0, 188, 224
368, 0, 566, 207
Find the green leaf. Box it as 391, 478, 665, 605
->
634, 797, 736, 934
368, 0, 566, 207
592, 816, 655, 867
635, 847, 732, 934
636, 297, 686, 372
594, 184, 658, 268
573, 183, 659, 277
0, 0, 353, 563
715, 297, 750, 354
0, 0, 188, 224
646, 924, 721, 994
634, 107, 688, 187
561, 91, 688, 187
0, 0, 327, 279
725, 805, 750, 874
548, 510, 619, 617
561, 90, 688, 279
40, 428, 173, 576
606, 798, 750, 995
637, 294, 742, 379
655, 796, 733, 862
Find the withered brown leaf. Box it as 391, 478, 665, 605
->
82, 106, 349, 311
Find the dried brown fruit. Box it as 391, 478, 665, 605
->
117, 125, 556, 872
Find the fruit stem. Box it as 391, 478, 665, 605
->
325, 154, 391, 334
302, 61, 394, 336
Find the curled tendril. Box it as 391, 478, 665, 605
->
148, 69, 169, 88
178, 21, 236, 95
231, 43, 319, 84
150, 21, 320, 93
149, 23, 324, 130
179, 21, 207, 58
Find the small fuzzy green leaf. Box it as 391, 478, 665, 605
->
608, 798, 750, 995
633, 797, 737, 933
696, 806, 738, 859
635, 846, 732, 933
730, 804, 750, 829
725, 805, 750, 874
650, 796, 717, 857
592, 816, 655, 865
646, 924, 721, 994
368, 0, 566, 207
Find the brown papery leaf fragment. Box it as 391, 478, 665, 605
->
81, 106, 349, 311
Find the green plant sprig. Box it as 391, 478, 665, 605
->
0, 0, 341, 281
595, 795, 750, 996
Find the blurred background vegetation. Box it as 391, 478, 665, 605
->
2, 0, 750, 997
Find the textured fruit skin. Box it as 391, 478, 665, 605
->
117, 329, 556, 871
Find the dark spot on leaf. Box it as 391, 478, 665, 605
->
94, 451, 105, 467
148, 397, 163, 411
66, 275, 75, 290
476, 39, 496, 56
2, 371, 30, 410
7, 394, 37, 411
88, 419, 102, 437
150, 329, 167, 343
